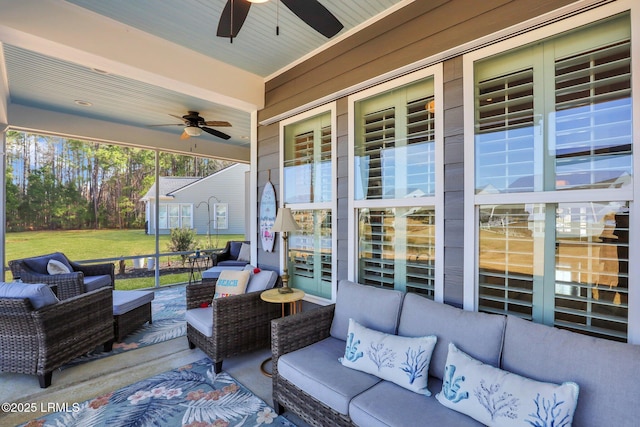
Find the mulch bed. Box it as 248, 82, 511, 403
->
114, 261, 191, 280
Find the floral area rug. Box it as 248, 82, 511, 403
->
65, 285, 186, 368
21, 358, 297, 427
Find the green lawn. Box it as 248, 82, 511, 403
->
116, 273, 192, 291
4, 229, 244, 290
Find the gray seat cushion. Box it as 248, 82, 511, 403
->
330, 280, 404, 340
277, 337, 381, 415
398, 293, 506, 380
0, 282, 59, 309
112, 290, 154, 315
350, 378, 483, 427
202, 266, 245, 280
502, 315, 640, 427
217, 260, 249, 267
83, 274, 113, 292
185, 307, 213, 337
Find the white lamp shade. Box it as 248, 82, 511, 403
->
271, 207, 300, 233
248, 0, 269, 3
184, 126, 202, 137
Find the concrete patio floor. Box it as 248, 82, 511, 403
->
0, 336, 308, 426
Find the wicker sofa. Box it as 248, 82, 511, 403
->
9, 252, 114, 300
0, 283, 114, 388
271, 280, 640, 427
185, 268, 281, 373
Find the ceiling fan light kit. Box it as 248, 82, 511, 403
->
184, 126, 202, 137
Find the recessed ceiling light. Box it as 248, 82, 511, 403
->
74, 100, 93, 107
91, 68, 110, 75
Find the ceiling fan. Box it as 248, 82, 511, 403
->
149, 111, 232, 140
217, 0, 344, 39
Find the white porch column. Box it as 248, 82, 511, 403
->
1, 42, 8, 281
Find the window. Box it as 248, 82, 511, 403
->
350, 67, 443, 299
355, 79, 436, 200
281, 107, 336, 300
467, 12, 633, 341
289, 209, 332, 299
213, 203, 228, 230
158, 203, 193, 229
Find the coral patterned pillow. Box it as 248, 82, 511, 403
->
340, 318, 437, 395
435, 342, 579, 427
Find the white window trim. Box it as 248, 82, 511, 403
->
348, 64, 445, 302
279, 102, 338, 305
462, 0, 640, 343
158, 203, 194, 229
213, 202, 229, 230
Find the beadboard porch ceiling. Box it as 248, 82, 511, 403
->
0, 0, 410, 161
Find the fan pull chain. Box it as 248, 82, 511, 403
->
230, 0, 234, 43
276, 0, 280, 36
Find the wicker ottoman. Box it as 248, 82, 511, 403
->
112, 290, 154, 341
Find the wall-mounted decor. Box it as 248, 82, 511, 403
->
260, 181, 277, 252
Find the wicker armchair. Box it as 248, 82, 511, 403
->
210, 240, 250, 267
186, 280, 281, 373
9, 252, 114, 300
0, 287, 114, 388
271, 304, 351, 426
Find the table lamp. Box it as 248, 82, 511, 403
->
271, 207, 300, 293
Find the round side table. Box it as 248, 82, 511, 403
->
260, 288, 305, 376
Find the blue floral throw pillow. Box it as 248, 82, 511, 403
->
435, 343, 579, 426
340, 318, 437, 395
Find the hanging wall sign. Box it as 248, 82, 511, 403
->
260, 181, 277, 252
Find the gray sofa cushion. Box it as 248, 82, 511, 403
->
0, 282, 59, 309
502, 315, 640, 427
245, 269, 278, 293
330, 280, 404, 340
349, 379, 483, 427
398, 293, 506, 380
23, 253, 73, 275
277, 337, 381, 415
83, 274, 113, 292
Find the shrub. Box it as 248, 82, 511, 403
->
166, 227, 198, 264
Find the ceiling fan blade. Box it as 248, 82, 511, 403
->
148, 123, 183, 127
201, 126, 231, 140
217, 0, 252, 38
204, 120, 232, 127
180, 130, 190, 140
169, 113, 189, 124
281, 0, 344, 38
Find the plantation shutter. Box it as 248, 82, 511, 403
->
554, 39, 632, 189
359, 209, 396, 289
362, 107, 395, 199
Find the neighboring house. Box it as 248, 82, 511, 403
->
141, 163, 249, 237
